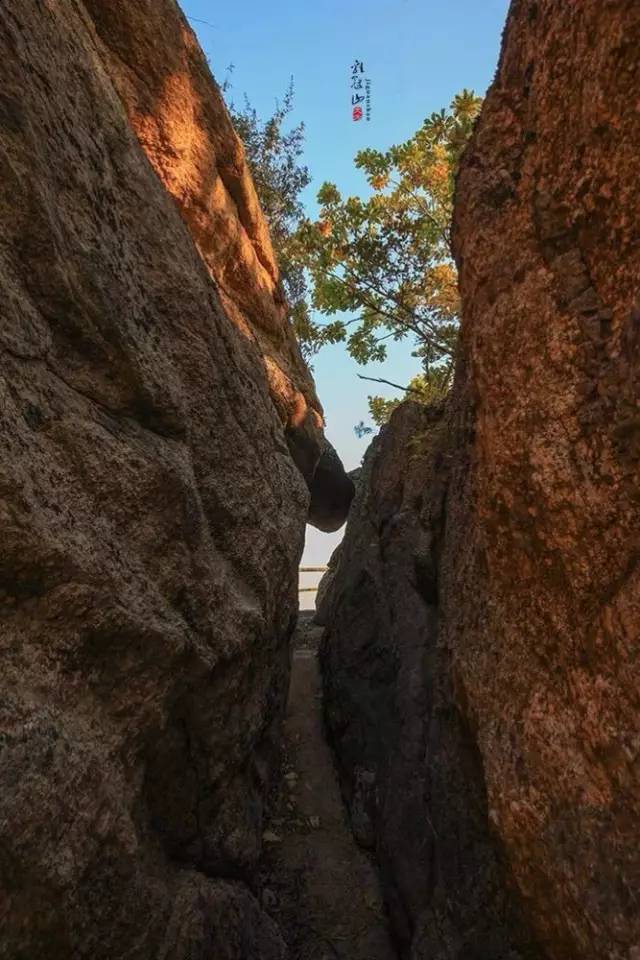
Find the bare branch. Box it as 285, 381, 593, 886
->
357, 374, 423, 395
186, 15, 217, 28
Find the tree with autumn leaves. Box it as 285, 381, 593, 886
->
224, 78, 482, 427
291, 89, 482, 426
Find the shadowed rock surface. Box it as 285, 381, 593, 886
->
0, 0, 347, 956
307, 441, 356, 534
321, 2, 640, 958
321, 403, 542, 960
257, 617, 396, 960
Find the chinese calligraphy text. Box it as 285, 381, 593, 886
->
350, 59, 371, 122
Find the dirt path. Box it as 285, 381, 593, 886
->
256, 617, 396, 960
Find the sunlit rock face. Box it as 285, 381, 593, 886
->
83, 0, 353, 527
322, 2, 640, 958
451, 2, 640, 956
84, 0, 322, 464
0, 0, 341, 956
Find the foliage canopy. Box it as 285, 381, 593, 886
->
223, 71, 482, 429
223, 70, 316, 358
292, 89, 482, 424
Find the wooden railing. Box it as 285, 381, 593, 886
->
298, 565, 328, 594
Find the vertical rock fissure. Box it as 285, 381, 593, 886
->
256, 615, 399, 960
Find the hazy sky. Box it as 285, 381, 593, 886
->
186, 0, 510, 579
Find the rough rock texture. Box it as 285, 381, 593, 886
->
80, 0, 353, 528
313, 466, 361, 616
321, 404, 542, 959
322, 2, 640, 959
313, 542, 342, 626
449, 1, 640, 955
0, 1, 345, 956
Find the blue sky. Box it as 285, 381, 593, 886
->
185, 0, 509, 573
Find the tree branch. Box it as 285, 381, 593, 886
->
357, 374, 423, 395
339, 260, 453, 353
331, 266, 451, 354
387, 176, 451, 246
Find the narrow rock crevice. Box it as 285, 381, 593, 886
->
257, 615, 398, 960
1, 0, 638, 957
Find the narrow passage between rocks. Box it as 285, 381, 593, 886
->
256, 614, 397, 960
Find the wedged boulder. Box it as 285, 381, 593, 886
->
307, 440, 356, 533
322, 2, 640, 958
0, 0, 337, 955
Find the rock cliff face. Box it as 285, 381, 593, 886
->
0, 1, 349, 956
81, 0, 353, 531
321, 403, 542, 959
321, 2, 640, 958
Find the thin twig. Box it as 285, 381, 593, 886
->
324, 266, 450, 355
357, 374, 422, 394
387, 175, 451, 246
186, 15, 217, 28
339, 262, 452, 354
